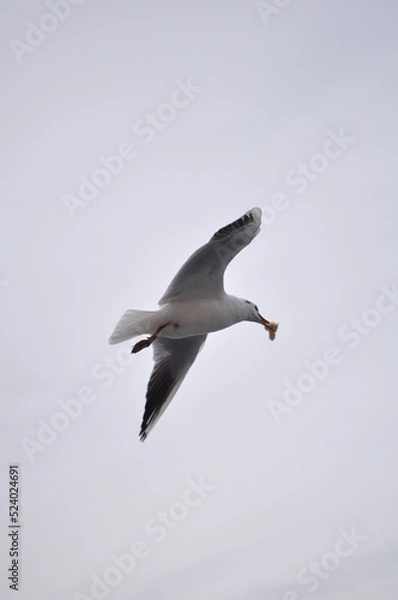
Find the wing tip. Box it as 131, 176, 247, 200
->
249, 207, 262, 222
211, 207, 261, 242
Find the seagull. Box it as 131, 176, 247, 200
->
109, 207, 278, 441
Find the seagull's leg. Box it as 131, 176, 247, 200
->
131, 323, 169, 354
262, 319, 279, 341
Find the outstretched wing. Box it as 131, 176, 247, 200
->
158, 207, 262, 305
140, 334, 207, 441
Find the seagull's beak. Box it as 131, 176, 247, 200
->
259, 314, 279, 341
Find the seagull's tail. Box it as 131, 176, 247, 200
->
109, 309, 156, 345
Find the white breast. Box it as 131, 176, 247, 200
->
158, 296, 243, 338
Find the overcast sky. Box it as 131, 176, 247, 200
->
1, 1, 398, 599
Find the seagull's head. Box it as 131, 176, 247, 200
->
243, 300, 279, 341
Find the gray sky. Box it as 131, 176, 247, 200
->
1, 1, 398, 599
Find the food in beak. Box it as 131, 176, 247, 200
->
260, 316, 279, 341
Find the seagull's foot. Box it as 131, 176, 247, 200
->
131, 323, 170, 354
131, 338, 151, 354
265, 321, 279, 341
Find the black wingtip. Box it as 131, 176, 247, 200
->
211, 210, 255, 241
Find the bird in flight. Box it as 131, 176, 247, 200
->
109, 207, 278, 441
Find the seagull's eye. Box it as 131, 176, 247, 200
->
254, 305, 259, 311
